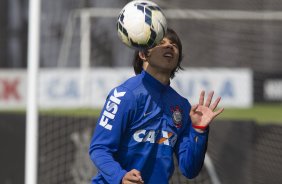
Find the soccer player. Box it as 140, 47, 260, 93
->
89, 28, 224, 184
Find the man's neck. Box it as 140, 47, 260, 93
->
145, 68, 170, 85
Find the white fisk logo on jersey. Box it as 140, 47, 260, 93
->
99, 89, 126, 130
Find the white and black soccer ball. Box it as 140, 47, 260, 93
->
117, 0, 167, 50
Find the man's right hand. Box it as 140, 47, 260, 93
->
122, 169, 144, 184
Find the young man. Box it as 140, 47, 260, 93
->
89, 28, 224, 184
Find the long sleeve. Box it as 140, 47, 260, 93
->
89, 86, 135, 184
174, 107, 209, 179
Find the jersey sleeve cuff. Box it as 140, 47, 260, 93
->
190, 124, 209, 144
116, 169, 127, 184
190, 124, 209, 135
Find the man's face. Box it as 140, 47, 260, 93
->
146, 37, 180, 74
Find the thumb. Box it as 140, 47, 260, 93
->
190, 104, 198, 113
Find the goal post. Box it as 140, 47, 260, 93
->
25, 0, 41, 184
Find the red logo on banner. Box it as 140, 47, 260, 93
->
0, 79, 21, 101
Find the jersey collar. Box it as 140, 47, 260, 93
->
142, 70, 170, 92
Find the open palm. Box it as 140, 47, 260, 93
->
190, 91, 224, 127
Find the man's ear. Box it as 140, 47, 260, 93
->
138, 51, 147, 61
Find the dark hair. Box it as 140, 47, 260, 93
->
132, 28, 183, 79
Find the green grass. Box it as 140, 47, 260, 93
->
218, 103, 282, 124
1, 103, 282, 124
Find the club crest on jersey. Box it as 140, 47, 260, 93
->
171, 105, 183, 128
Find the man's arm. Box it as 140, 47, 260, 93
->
89, 87, 135, 184
174, 121, 209, 179
175, 91, 223, 179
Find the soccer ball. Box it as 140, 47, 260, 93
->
117, 0, 167, 50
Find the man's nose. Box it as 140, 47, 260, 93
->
164, 42, 173, 49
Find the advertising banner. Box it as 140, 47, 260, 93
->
254, 72, 282, 102
0, 68, 253, 109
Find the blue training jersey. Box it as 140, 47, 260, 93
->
89, 71, 209, 184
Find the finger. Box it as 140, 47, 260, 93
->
213, 108, 224, 119
199, 90, 205, 105
130, 169, 143, 182
123, 176, 140, 183
204, 91, 214, 107
190, 104, 198, 113
131, 169, 141, 177
210, 97, 221, 111
127, 176, 142, 183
